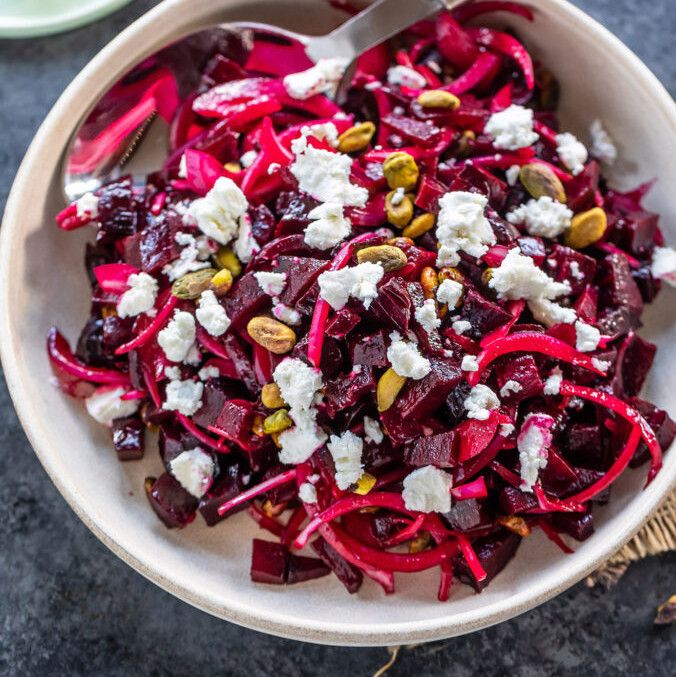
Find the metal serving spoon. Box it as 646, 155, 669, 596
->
62, 0, 457, 202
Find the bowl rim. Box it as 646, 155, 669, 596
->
1, 0, 675, 646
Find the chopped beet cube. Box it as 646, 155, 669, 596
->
566, 161, 599, 213
276, 193, 321, 235
540, 448, 579, 496
499, 485, 538, 514
517, 236, 546, 265
102, 315, 134, 351
111, 416, 144, 461
563, 468, 610, 504
159, 425, 200, 464
286, 554, 331, 584
389, 358, 462, 421
124, 210, 182, 273
75, 316, 113, 368
146, 473, 198, 529
199, 464, 251, 526
324, 367, 376, 417
250, 539, 288, 584
455, 530, 521, 591
632, 265, 661, 303
619, 333, 656, 397
598, 253, 644, 318
548, 245, 596, 295
365, 276, 412, 334
326, 307, 361, 339
495, 354, 543, 403
609, 210, 659, 257
97, 176, 138, 240
628, 399, 676, 468
249, 204, 276, 245
212, 399, 256, 445
276, 256, 328, 306
460, 288, 514, 339
350, 330, 389, 368
442, 498, 493, 532
551, 510, 595, 541
445, 380, 472, 426
192, 379, 247, 429
381, 113, 442, 147
224, 271, 271, 328
404, 431, 458, 468
415, 174, 447, 213
311, 537, 363, 594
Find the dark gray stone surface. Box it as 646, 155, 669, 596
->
0, 2, 673, 675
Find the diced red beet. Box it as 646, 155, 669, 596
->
404, 430, 459, 468
192, 379, 247, 429
76, 317, 115, 368
563, 467, 610, 504
455, 530, 521, 591
460, 288, 514, 339
598, 253, 644, 319
286, 554, 331, 584
276, 256, 328, 306
111, 416, 145, 461
628, 398, 676, 468
517, 236, 546, 265
349, 330, 390, 368
495, 354, 543, 403
324, 367, 375, 417
326, 307, 361, 338
381, 114, 442, 147
618, 333, 656, 397
123, 209, 182, 273
415, 174, 447, 213
275, 192, 321, 235
540, 447, 579, 496
566, 161, 599, 213
389, 358, 463, 421
311, 537, 363, 594
365, 276, 412, 334
224, 271, 271, 328
199, 463, 252, 526
146, 473, 198, 529
96, 176, 138, 241
499, 485, 538, 514
443, 498, 493, 533
608, 210, 659, 257
548, 244, 596, 295
575, 285, 598, 323
212, 399, 256, 446
632, 265, 661, 303
250, 539, 288, 584
249, 204, 276, 245
102, 315, 134, 351
551, 509, 595, 541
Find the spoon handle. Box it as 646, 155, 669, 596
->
305, 0, 444, 63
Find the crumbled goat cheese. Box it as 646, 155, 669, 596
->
517, 413, 555, 492
555, 132, 588, 176
272, 301, 302, 326
484, 105, 539, 150
273, 359, 327, 465
575, 320, 601, 352
543, 367, 563, 396
592, 357, 611, 372
164, 366, 182, 380
390, 187, 406, 206
162, 232, 212, 281
189, 176, 249, 246
267, 162, 280, 175
239, 150, 258, 168
415, 299, 441, 333
387, 331, 432, 379
283, 58, 347, 100
363, 416, 384, 444
651, 246, 676, 287
451, 319, 472, 335
290, 123, 340, 155
158, 311, 196, 362
85, 386, 139, 426
254, 271, 287, 297
318, 262, 384, 310
169, 447, 215, 498
464, 384, 500, 421
290, 145, 368, 207
507, 196, 573, 238
402, 466, 452, 513
184, 343, 201, 366
298, 482, 318, 504
461, 354, 479, 372
304, 201, 352, 250
386, 65, 427, 89
505, 164, 521, 186
500, 423, 515, 437
436, 191, 495, 266
569, 260, 584, 280
198, 365, 220, 381
589, 119, 617, 164
489, 248, 575, 327
500, 380, 523, 397
178, 153, 188, 178
196, 290, 231, 337
365, 80, 382, 90
116, 272, 158, 318
328, 431, 364, 490
162, 378, 204, 416
233, 214, 259, 263
436, 278, 463, 308
76, 192, 99, 219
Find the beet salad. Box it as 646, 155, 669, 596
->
48, 2, 676, 598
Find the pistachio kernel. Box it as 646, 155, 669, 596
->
263, 409, 293, 435
171, 268, 217, 300
143, 476, 156, 497
353, 473, 377, 495
382, 151, 419, 190
456, 129, 476, 156
385, 190, 414, 228
337, 121, 376, 153
403, 212, 435, 239
497, 515, 532, 537
209, 268, 233, 297
251, 414, 266, 437
377, 368, 407, 412
262, 499, 286, 517
386, 236, 414, 248
438, 266, 464, 285
247, 316, 297, 354
214, 246, 242, 277
357, 244, 408, 272
519, 163, 567, 203
481, 268, 494, 286
420, 266, 439, 300
261, 383, 286, 409
224, 161, 242, 173
408, 532, 432, 554
564, 207, 607, 249
416, 90, 460, 110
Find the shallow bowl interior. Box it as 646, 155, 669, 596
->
1, 0, 674, 646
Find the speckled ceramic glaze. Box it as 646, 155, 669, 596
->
1, 0, 674, 646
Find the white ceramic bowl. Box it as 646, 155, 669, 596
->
1, 0, 674, 646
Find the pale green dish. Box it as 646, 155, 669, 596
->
0, 0, 134, 38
